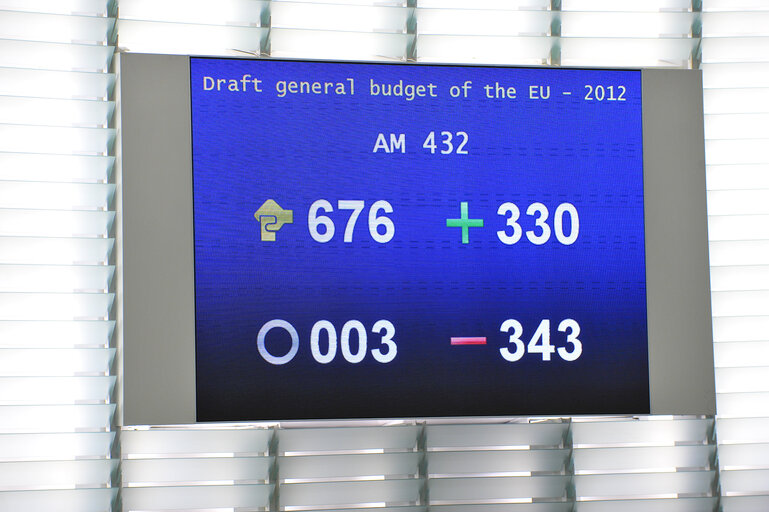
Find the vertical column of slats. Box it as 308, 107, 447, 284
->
572, 417, 717, 511
120, 426, 274, 511
701, 1, 769, 509
425, 422, 570, 510
559, 0, 700, 68
414, 0, 554, 65
0, 0, 118, 510
277, 425, 423, 511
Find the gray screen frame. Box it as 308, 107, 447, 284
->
119, 53, 715, 426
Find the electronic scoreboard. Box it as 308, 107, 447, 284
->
119, 54, 715, 424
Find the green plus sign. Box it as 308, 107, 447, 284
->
446, 201, 484, 244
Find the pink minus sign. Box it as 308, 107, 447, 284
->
451, 337, 487, 345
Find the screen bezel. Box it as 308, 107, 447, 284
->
119, 53, 714, 425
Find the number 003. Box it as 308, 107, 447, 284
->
257, 319, 397, 365
311, 319, 397, 364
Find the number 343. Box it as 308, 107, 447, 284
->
500, 318, 582, 362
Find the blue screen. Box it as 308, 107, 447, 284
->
190, 58, 648, 421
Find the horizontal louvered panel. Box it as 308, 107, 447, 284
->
0, 39, 113, 72
271, 28, 410, 60
0, 153, 113, 183
426, 423, 567, 450
716, 367, 769, 393
272, 3, 408, 32
0, 124, 114, 155
417, 35, 552, 65
716, 308, 763, 339
0, 209, 114, 237
279, 425, 419, 454
118, 0, 267, 26
280, 479, 422, 508
428, 475, 568, 503
561, 0, 693, 11
0, 404, 114, 432
702, 12, 769, 37
710, 266, 769, 291
0, 376, 113, 404
0, 292, 113, 320
707, 139, 769, 165
717, 418, 769, 444
0, 10, 114, 44
0, 265, 113, 293
0, 488, 115, 512
571, 418, 711, 448
122, 457, 272, 486
270, 0, 402, 4
0, 237, 112, 265
720, 468, 769, 495
701, 38, 769, 64
0, 431, 114, 461
427, 449, 568, 476
707, 190, 769, 215
561, 12, 696, 38
717, 392, 769, 417
705, 115, 769, 141
0, 348, 113, 374
0, 459, 115, 491
417, 0, 550, 9
0, 0, 110, 16
711, 291, 769, 316
121, 484, 271, 511
1, 65, 110, 100
0, 182, 113, 210
702, 63, 769, 89
280, 452, 419, 481
121, 427, 272, 457
573, 445, 714, 474
704, 1, 769, 11
707, 215, 769, 242
719, 443, 769, 470
416, 9, 552, 37
707, 164, 769, 190
117, 19, 265, 57
297, 508, 426, 512
432, 504, 570, 512
575, 470, 715, 499
714, 341, 769, 367
575, 497, 717, 512
0, 320, 113, 348
0, 96, 113, 127
560, 37, 697, 67
710, 241, 769, 268
721, 495, 769, 512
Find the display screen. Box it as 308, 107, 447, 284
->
190, 58, 648, 421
